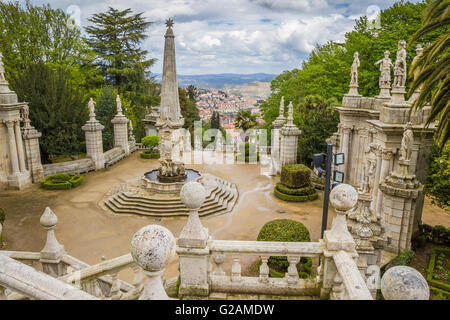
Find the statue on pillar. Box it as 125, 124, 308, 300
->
279, 96, 285, 116
116, 94, 123, 115
88, 98, 96, 119
0, 52, 5, 82
399, 122, 414, 161
350, 52, 360, 85
393, 40, 407, 88
374, 51, 393, 88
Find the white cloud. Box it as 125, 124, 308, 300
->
15, 0, 414, 74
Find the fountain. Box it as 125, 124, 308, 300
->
102, 19, 238, 217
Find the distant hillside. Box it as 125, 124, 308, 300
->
151, 73, 276, 89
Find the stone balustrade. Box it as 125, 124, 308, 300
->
209, 240, 323, 296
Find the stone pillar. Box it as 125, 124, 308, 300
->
379, 160, 423, 254
177, 182, 210, 297
340, 126, 353, 183
320, 184, 359, 300
111, 95, 129, 155
82, 107, 105, 170
5, 120, 20, 175
22, 125, 44, 183
279, 101, 301, 167
131, 224, 176, 300
39, 207, 67, 277
14, 121, 26, 173
270, 97, 286, 175
376, 148, 394, 217
370, 145, 382, 211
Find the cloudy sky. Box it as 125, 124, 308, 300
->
18, 0, 419, 75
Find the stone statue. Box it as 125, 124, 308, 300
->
287, 101, 293, 120
393, 40, 407, 88
374, 51, 393, 88
279, 96, 285, 117
116, 95, 122, 114
399, 122, 414, 161
0, 52, 5, 81
88, 98, 96, 117
412, 44, 423, 80
362, 158, 376, 193
350, 52, 360, 85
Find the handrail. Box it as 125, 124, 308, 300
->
333, 250, 373, 300
0, 255, 97, 300
209, 240, 323, 257
0, 251, 41, 260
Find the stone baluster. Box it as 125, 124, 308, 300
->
212, 253, 225, 276
39, 207, 67, 277
177, 182, 210, 297
131, 224, 176, 300
231, 256, 242, 282
109, 271, 121, 299
259, 255, 270, 283
286, 255, 300, 285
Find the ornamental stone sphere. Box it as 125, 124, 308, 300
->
131, 225, 176, 272
381, 266, 429, 300
180, 181, 206, 209
329, 184, 358, 212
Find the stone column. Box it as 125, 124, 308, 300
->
376, 148, 394, 217
177, 182, 210, 297
14, 120, 26, 173
39, 207, 67, 277
370, 145, 382, 211
340, 126, 353, 183
82, 109, 105, 170
271, 97, 286, 175
5, 120, 20, 175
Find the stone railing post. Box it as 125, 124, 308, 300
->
39, 207, 67, 277
131, 224, 176, 300
177, 181, 210, 297
111, 95, 129, 155
320, 184, 359, 299
82, 100, 105, 170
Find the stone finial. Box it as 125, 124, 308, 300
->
0, 52, 5, 82
287, 101, 294, 124
179, 182, 209, 248
330, 184, 358, 213
165, 18, 174, 28
40, 208, 65, 275
180, 181, 206, 210
279, 96, 285, 117
381, 266, 429, 300
131, 224, 176, 300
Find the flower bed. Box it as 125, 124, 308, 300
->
427, 247, 450, 294
140, 150, 160, 159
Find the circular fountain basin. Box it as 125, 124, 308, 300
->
142, 169, 201, 194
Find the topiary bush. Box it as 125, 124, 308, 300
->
257, 219, 312, 276
275, 164, 318, 202
40, 173, 83, 190
140, 150, 160, 159
280, 164, 312, 188
141, 136, 159, 150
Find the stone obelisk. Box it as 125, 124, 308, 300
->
156, 19, 186, 182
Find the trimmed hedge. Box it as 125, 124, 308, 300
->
41, 173, 83, 190
274, 187, 318, 202
141, 136, 159, 149
426, 247, 450, 293
275, 183, 316, 196
140, 150, 160, 159
0, 208, 5, 225
257, 219, 311, 274
280, 164, 312, 189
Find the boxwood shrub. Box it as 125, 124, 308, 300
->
257, 219, 312, 276
274, 187, 318, 202
140, 150, 160, 159
41, 173, 83, 190
280, 164, 312, 189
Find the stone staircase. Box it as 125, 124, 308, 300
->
104, 176, 238, 217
